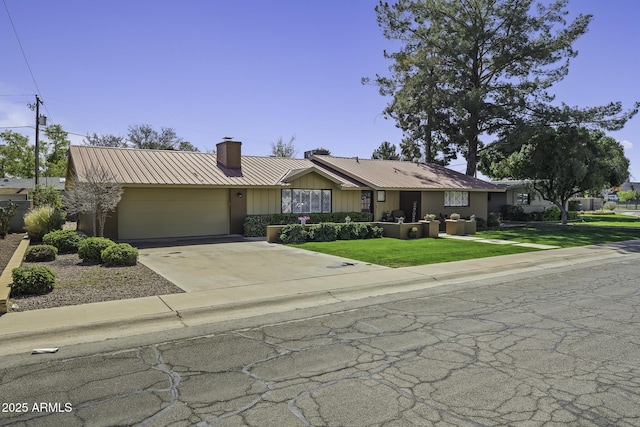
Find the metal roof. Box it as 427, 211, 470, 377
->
67, 146, 361, 188
311, 156, 502, 191
67, 145, 503, 192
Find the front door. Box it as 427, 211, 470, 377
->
400, 191, 421, 222
229, 189, 247, 235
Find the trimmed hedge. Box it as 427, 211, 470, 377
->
43, 229, 87, 254
101, 243, 138, 266
78, 237, 116, 263
279, 224, 308, 244
24, 244, 58, 262
308, 223, 337, 242
11, 266, 56, 295
244, 212, 373, 237
279, 222, 383, 244
500, 205, 579, 222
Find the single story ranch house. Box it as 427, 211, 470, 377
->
66, 140, 503, 241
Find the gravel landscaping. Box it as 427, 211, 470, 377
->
1, 234, 184, 313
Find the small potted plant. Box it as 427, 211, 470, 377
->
423, 214, 439, 237
446, 213, 464, 235
298, 215, 310, 225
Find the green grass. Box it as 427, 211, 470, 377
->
291, 238, 539, 268
577, 213, 640, 228
477, 224, 640, 248
290, 214, 640, 268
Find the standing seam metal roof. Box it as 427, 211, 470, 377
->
68, 146, 502, 191
67, 146, 362, 188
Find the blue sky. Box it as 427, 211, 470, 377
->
1, 0, 639, 180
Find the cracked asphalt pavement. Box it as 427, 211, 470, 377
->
1, 256, 639, 426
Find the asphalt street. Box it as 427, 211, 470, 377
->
1, 255, 639, 426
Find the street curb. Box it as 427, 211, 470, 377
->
0, 235, 29, 313
1, 240, 639, 354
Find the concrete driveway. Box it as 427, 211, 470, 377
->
138, 240, 388, 293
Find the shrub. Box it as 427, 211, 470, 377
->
603, 201, 617, 211
24, 206, 65, 241
371, 226, 384, 238
309, 223, 337, 242
542, 206, 561, 221
31, 184, 63, 209
43, 229, 86, 254
568, 200, 580, 211
243, 212, 374, 237
487, 213, 501, 228
408, 226, 419, 239
474, 217, 487, 230
101, 243, 138, 266
355, 223, 379, 239
11, 266, 56, 295
337, 222, 358, 240
0, 201, 17, 238
78, 237, 116, 263
24, 244, 58, 262
528, 211, 544, 221
500, 205, 526, 221
279, 224, 308, 244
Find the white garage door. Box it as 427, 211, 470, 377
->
118, 188, 229, 240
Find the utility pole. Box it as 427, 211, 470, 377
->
28, 95, 46, 186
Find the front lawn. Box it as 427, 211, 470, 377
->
291, 238, 539, 268
477, 223, 640, 248
576, 213, 640, 228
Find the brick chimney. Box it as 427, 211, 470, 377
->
216, 138, 242, 169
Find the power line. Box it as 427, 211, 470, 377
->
2, 0, 53, 121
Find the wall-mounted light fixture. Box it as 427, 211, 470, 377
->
236, 191, 243, 198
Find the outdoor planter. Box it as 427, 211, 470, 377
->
445, 219, 466, 235
465, 220, 477, 235
419, 220, 440, 238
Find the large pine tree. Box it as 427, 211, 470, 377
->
366, 0, 591, 175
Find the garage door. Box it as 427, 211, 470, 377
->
118, 188, 229, 240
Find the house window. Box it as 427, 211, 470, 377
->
517, 193, 530, 205
361, 191, 372, 213
444, 191, 469, 207
282, 189, 332, 213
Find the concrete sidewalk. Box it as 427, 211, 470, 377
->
1, 240, 639, 356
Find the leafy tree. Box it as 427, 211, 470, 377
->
483, 126, 629, 225
42, 124, 70, 177
372, 141, 400, 160
0, 130, 35, 178
270, 135, 297, 158
367, 0, 593, 176
618, 189, 640, 209
0, 201, 17, 237
399, 138, 422, 162
177, 141, 199, 152
64, 166, 123, 237
31, 184, 63, 209
311, 147, 331, 155
127, 124, 197, 151
84, 133, 128, 148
